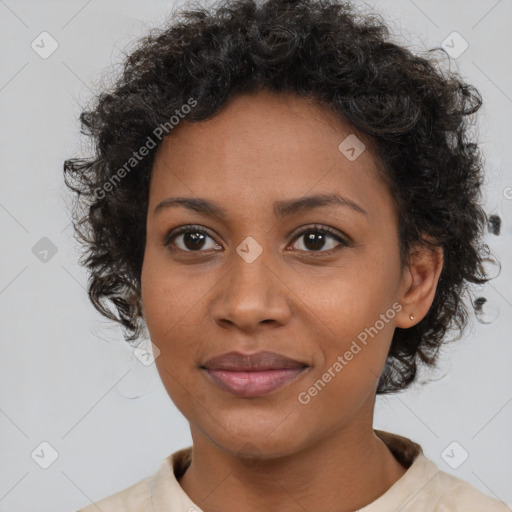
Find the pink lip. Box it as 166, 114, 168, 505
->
204, 368, 309, 397
201, 350, 310, 397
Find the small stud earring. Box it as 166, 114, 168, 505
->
409, 313, 415, 321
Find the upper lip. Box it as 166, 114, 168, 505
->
202, 351, 308, 371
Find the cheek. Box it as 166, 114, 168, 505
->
140, 258, 197, 390
140, 249, 227, 386
296, 262, 398, 388
298, 260, 396, 335
294, 285, 396, 421
141, 247, 213, 340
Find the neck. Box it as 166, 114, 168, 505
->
178, 423, 407, 512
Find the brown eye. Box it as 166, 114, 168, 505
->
164, 225, 221, 252
290, 226, 348, 253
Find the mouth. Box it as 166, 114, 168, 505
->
203, 367, 310, 397
201, 350, 310, 398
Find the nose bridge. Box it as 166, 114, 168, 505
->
212, 234, 291, 328
230, 221, 273, 280
229, 235, 274, 302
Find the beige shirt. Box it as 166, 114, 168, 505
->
77, 430, 510, 511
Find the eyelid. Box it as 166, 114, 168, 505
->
290, 223, 349, 244
164, 223, 350, 252
163, 224, 217, 247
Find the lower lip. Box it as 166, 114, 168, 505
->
204, 368, 309, 397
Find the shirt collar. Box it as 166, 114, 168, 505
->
147, 430, 436, 512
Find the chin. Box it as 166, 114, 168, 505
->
201, 417, 311, 460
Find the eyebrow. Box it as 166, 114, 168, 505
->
153, 193, 368, 219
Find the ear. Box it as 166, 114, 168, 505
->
395, 242, 444, 328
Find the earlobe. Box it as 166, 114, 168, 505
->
395, 243, 443, 328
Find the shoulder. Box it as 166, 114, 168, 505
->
422, 463, 510, 511
395, 452, 510, 512
74, 447, 193, 512
76, 476, 152, 512
372, 431, 510, 512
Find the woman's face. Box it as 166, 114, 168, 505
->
141, 90, 414, 458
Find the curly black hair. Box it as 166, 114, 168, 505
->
63, 0, 496, 394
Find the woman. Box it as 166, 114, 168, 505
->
64, 0, 507, 509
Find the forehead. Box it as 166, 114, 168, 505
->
149, 90, 395, 223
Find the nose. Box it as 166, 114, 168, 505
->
210, 244, 292, 333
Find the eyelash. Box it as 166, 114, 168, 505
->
163, 223, 349, 255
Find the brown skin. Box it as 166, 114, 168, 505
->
140, 90, 443, 512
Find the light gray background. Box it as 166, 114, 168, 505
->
0, 0, 511, 510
